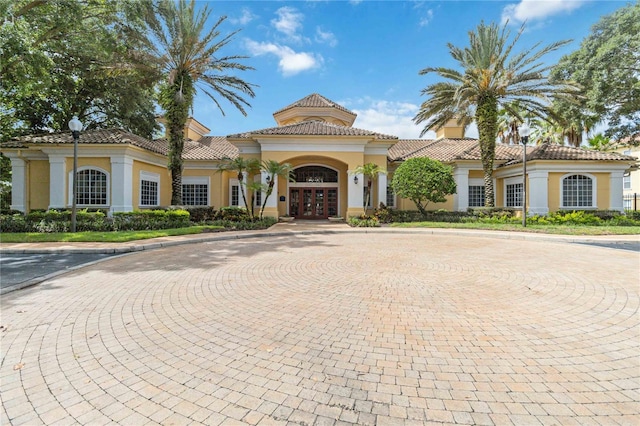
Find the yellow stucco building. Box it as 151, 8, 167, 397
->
1, 93, 636, 218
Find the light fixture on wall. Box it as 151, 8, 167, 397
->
266, 175, 271, 183
68, 116, 83, 233
519, 121, 531, 228
353, 176, 358, 184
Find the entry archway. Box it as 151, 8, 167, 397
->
289, 165, 339, 219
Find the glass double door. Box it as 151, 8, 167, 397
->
289, 188, 338, 219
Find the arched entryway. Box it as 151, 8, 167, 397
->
289, 165, 339, 219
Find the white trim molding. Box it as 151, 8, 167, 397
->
139, 171, 161, 208
609, 171, 625, 212
10, 158, 26, 212
559, 173, 597, 210
111, 156, 133, 213
48, 156, 67, 209
528, 170, 549, 215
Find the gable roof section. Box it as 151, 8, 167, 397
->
273, 93, 355, 116
227, 120, 397, 140
389, 138, 636, 164
2, 129, 237, 161
3, 129, 167, 155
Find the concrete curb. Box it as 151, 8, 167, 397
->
1, 226, 638, 254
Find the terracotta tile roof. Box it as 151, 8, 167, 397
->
2, 128, 166, 155
227, 120, 397, 140
504, 143, 637, 165
389, 138, 636, 164
1, 129, 237, 161
273, 93, 355, 116
198, 136, 239, 159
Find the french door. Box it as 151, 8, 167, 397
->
289, 188, 338, 219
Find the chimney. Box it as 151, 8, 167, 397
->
435, 119, 465, 139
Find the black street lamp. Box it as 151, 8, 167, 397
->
519, 122, 531, 227
68, 116, 83, 232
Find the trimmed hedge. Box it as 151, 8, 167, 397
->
0, 209, 191, 233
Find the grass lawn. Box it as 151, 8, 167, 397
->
390, 221, 640, 235
0, 226, 224, 243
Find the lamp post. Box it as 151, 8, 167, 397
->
68, 116, 83, 232
519, 122, 530, 227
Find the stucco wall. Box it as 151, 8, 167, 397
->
548, 172, 610, 211
28, 160, 50, 210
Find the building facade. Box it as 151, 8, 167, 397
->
2, 94, 636, 218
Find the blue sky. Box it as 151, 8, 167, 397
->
192, 0, 626, 139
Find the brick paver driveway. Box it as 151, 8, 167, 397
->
1, 232, 639, 425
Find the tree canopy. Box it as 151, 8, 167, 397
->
391, 158, 456, 216
0, 0, 159, 141
414, 21, 576, 207
551, 2, 640, 141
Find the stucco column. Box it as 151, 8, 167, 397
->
377, 172, 387, 209
347, 170, 364, 217
453, 168, 469, 211
110, 156, 133, 213
262, 173, 278, 218
48, 156, 67, 209
528, 170, 549, 215
610, 170, 625, 212
10, 158, 26, 212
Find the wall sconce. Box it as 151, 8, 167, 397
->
266, 175, 271, 183
353, 176, 358, 184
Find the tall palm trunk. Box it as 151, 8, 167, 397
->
476, 94, 498, 207
160, 71, 193, 205
237, 171, 251, 214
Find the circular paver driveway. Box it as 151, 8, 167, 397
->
1, 233, 638, 425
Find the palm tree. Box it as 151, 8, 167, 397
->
259, 160, 294, 219
351, 163, 386, 215
219, 157, 260, 215
414, 21, 576, 207
142, 0, 256, 204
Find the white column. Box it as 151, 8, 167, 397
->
110, 156, 133, 212
263, 173, 277, 208
528, 170, 549, 215
453, 168, 469, 211
348, 171, 364, 212
377, 172, 387, 208
10, 158, 26, 212
48, 156, 66, 209
610, 171, 625, 212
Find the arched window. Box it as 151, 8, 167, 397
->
69, 167, 109, 206
293, 166, 338, 183
561, 174, 595, 208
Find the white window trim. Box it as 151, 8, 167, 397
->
139, 171, 160, 207
67, 166, 110, 207
623, 173, 631, 190
229, 178, 241, 207
182, 176, 210, 206
560, 173, 597, 209
504, 176, 523, 208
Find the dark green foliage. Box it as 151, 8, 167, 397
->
551, 3, 640, 140
391, 158, 457, 216
0, 0, 159, 140
112, 210, 190, 231
347, 216, 380, 227
209, 217, 276, 230
214, 207, 252, 222
183, 206, 217, 223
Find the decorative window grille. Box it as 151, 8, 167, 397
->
562, 175, 593, 208
231, 185, 239, 206
140, 180, 158, 206
468, 185, 485, 207
182, 184, 208, 206
76, 169, 107, 205
506, 183, 523, 207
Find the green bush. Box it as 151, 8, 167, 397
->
215, 206, 252, 221
0, 214, 28, 232
113, 210, 190, 231
348, 215, 380, 227
184, 206, 217, 223
625, 210, 640, 221
210, 217, 276, 230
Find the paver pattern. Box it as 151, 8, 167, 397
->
1, 233, 639, 425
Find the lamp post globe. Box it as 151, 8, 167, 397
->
519, 122, 531, 227
68, 116, 83, 232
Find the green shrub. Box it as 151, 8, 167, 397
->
625, 210, 640, 221
113, 210, 190, 231
0, 214, 28, 232
348, 215, 380, 227
215, 206, 251, 221
184, 206, 217, 223
210, 217, 276, 230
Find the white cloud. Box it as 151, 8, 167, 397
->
315, 27, 338, 47
245, 40, 323, 76
271, 6, 305, 42
501, 0, 586, 24
229, 7, 257, 26
344, 98, 433, 139
419, 9, 434, 27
